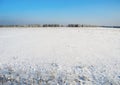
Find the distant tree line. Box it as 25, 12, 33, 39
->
0, 24, 100, 27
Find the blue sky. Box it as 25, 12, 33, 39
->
0, 0, 120, 25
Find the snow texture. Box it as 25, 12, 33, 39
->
0, 27, 120, 85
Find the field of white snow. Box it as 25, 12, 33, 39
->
0, 27, 120, 85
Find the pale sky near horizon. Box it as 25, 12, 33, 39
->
0, 0, 120, 26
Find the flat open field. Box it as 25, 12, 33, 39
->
0, 27, 120, 85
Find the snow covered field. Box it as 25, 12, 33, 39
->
0, 27, 120, 85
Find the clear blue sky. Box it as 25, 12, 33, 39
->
0, 0, 120, 25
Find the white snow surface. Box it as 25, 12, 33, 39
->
0, 27, 120, 85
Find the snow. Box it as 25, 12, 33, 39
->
0, 27, 120, 85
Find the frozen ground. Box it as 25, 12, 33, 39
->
0, 27, 120, 85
